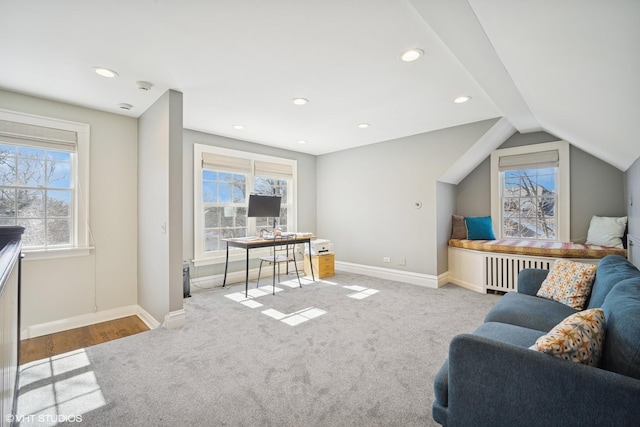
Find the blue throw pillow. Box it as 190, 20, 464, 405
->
465, 216, 496, 240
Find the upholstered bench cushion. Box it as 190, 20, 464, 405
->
448, 238, 626, 259
484, 292, 578, 332
433, 322, 545, 409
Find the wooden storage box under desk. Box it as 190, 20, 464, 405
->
304, 253, 335, 278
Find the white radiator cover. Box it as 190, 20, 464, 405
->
448, 247, 599, 293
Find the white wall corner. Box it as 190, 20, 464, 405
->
437, 272, 450, 288
163, 309, 186, 330
136, 305, 161, 330
438, 117, 516, 185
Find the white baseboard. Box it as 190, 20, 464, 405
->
22, 304, 159, 339
163, 309, 186, 329
136, 306, 161, 330
191, 260, 306, 290
334, 261, 439, 288
447, 276, 484, 294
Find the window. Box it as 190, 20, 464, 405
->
0, 109, 90, 257
491, 141, 570, 241
194, 145, 296, 264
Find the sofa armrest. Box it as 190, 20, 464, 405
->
517, 268, 549, 295
446, 333, 640, 427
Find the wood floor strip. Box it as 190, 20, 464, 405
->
20, 315, 149, 365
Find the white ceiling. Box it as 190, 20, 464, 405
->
1, 0, 638, 169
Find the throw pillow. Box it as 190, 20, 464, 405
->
464, 216, 495, 240
530, 308, 606, 366
451, 215, 467, 239
537, 259, 597, 310
585, 215, 628, 249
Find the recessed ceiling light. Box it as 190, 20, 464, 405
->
94, 67, 119, 78
233, 125, 245, 130
297, 140, 307, 144
400, 48, 424, 62
454, 96, 472, 104
117, 103, 133, 110
292, 98, 309, 105
357, 123, 370, 129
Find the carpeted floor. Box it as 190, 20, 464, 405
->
16, 272, 501, 426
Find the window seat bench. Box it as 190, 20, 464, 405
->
447, 238, 626, 294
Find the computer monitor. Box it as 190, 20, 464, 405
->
247, 194, 281, 218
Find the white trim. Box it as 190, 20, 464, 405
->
335, 261, 439, 288
21, 305, 158, 339
163, 309, 186, 329
491, 141, 570, 242
21, 247, 92, 261
0, 108, 91, 251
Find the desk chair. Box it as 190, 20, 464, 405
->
256, 234, 302, 295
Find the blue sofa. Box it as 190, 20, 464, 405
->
433, 255, 640, 427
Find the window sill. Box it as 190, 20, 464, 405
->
22, 247, 93, 261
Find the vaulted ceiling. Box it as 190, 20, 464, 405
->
1, 0, 638, 170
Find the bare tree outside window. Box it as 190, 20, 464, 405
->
201, 170, 290, 253
0, 144, 72, 248
502, 167, 557, 240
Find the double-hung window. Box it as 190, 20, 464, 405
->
194, 144, 297, 264
491, 141, 570, 241
0, 110, 90, 257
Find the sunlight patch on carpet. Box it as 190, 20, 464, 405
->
344, 285, 380, 299
263, 306, 327, 326
17, 349, 106, 426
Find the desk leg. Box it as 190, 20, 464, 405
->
223, 243, 229, 287
245, 248, 250, 298
307, 240, 315, 281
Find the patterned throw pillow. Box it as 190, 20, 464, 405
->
530, 308, 606, 366
537, 259, 597, 309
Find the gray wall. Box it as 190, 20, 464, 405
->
317, 118, 499, 277
182, 129, 317, 279
456, 131, 626, 242
138, 90, 184, 324
436, 182, 457, 273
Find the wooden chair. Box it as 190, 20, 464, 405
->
256, 234, 302, 295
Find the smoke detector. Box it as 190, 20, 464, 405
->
136, 81, 153, 91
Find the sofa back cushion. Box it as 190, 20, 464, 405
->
587, 255, 640, 308
600, 278, 640, 379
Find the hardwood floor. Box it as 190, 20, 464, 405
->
20, 315, 149, 365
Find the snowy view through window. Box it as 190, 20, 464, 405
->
0, 144, 72, 248
502, 167, 557, 240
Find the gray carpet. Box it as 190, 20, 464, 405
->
16, 272, 501, 426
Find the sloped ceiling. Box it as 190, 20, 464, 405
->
1, 0, 638, 170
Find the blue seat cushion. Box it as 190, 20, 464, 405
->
600, 278, 640, 379
484, 292, 578, 332
433, 322, 545, 409
587, 255, 640, 308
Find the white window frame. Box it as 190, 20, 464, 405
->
491, 141, 570, 242
193, 144, 297, 266
0, 109, 91, 259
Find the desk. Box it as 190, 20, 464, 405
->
222, 235, 315, 297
